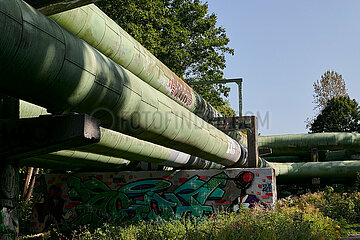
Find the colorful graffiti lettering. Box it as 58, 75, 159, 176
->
62, 172, 227, 229
169, 74, 193, 107
262, 183, 272, 193
30, 169, 276, 232
228, 171, 260, 211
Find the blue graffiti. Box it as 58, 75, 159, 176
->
61, 172, 229, 228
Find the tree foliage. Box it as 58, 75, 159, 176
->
313, 70, 348, 111
96, 0, 235, 115
309, 96, 360, 133
215, 100, 236, 117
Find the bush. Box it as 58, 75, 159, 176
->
20, 189, 360, 239
20, 206, 341, 240
279, 190, 360, 224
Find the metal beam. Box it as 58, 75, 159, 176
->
0, 114, 100, 161
189, 78, 243, 85
189, 78, 243, 116
25, 0, 100, 16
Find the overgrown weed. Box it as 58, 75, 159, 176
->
19, 189, 360, 239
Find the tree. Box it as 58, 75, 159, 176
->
96, 0, 235, 116
313, 70, 347, 111
306, 70, 348, 129
216, 100, 236, 117
309, 96, 360, 133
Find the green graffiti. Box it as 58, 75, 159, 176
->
38, 172, 230, 231
1, 209, 4, 232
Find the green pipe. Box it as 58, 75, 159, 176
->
20, 101, 225, 169
325, 150, 354, 161
49, 4, 221, 120
257, 133, 360, 157
263, 152, 355, 162
19, 100, 48, 118
266, 161, 360, 182
263, 156, 303, 162
0, 0, 243, 166
263, 149, 358, 162
41, 150, 130, 166
20, 155, 135, 171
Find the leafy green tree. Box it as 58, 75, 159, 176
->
216, 100, 236, 117
306, 70, 348, 128
96, 0, 235, 116
309, 96, 360, 133
313, 70, 348, 111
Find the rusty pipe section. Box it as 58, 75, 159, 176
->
49, 4, 221, 120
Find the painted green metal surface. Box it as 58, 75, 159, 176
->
258, 133, 360, 157
50, 4, 221, 120
324, 149, 358, 161
0, 0, 244, 166
264, 150, 360, 162
263, 156, 303, 162
266, 160, 360, 182
19, 101, 47, 118
19, 101, 225, 170
20, 151, 133, 171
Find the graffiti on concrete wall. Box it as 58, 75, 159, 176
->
1, 164, 19, 239
30, 168, 276, 232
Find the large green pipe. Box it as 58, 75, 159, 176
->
263, 156, 303, 162
20, 101, 225, 169
20, 153, 135, 171
257, 133, 360, 157
0, 0, 244, 166
265, 161, 360, 182
324, 149, 360, 161
49, 4, 221, 120
264, 151, 358, 162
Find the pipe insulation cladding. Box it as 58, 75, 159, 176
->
258, 133, 360, 157
49, 4, 222, 120
265, 161, 360, 182
21, 151, 134, 171
0, 0, 245, 166
20, 100, 225, 170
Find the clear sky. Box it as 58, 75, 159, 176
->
205, 0, 360, 136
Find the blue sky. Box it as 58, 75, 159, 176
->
205, 0, 360, 136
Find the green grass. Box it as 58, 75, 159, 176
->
19, 189, 360, 240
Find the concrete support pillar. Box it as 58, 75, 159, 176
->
0, 162, 19, 240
